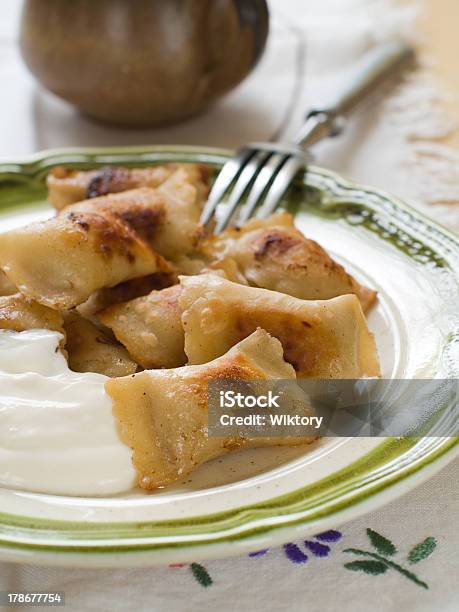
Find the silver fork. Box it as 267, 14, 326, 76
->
200, 41, 415, 234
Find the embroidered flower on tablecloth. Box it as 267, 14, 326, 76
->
249, 529, 343, 563
170, 528, 437, 590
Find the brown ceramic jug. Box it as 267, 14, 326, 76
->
20, 0, 269, 127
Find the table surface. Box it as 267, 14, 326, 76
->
418, 0, 459, 147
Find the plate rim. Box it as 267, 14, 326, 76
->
1, 439, 457, 569
0, 144, 457, 567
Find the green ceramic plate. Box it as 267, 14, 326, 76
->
0, 146, 457, 568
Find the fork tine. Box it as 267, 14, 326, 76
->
236, 153, 287, 225
214, 150, 270, 234
200, 147, 255, 226
256, 156, 305, 219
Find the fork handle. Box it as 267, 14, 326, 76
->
293, 41, 415, 148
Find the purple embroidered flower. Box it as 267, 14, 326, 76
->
301, 531, 342, 557
248, 549, 269, 557
304, 540, 330, 557
284, 543, 308, 563
315, 530, 343, 543
249, 529, 343, 563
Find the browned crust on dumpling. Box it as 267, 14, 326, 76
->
253, 229, 301, 259
47, 163, 210, 211
86, 166, 172, 200
78, 272, 177, 319
251, 227, 376, 309
64, 209, 161, 264
0, 188, 176, 310
68, 187, 168, 253
69, 166, 210, 262
206, 212, 377, 312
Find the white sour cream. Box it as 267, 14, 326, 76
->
0, 329, 137, 496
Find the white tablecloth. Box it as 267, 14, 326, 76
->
0, 1, 457, 610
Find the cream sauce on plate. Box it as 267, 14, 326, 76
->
0, 329, 136, 496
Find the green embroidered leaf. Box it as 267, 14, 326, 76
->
190, 563, 213, 587
408, 537, 437, 564
344, 560, 389, 575
367, 528, 396, 556
343, 547, 429, 589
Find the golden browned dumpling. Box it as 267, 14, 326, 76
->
207, 213, 376, 312
68, 166, 209, 262
47, 163, 209, 211
179, 274, 380, 378
0, 293, 64, 334
106, 329, 314, 489
0, 192, 171, 310
98, 285, 185, 369
63, 311, 137, 377
0, 166, 210, 310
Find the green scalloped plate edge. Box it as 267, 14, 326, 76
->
0, 145, 457, 567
